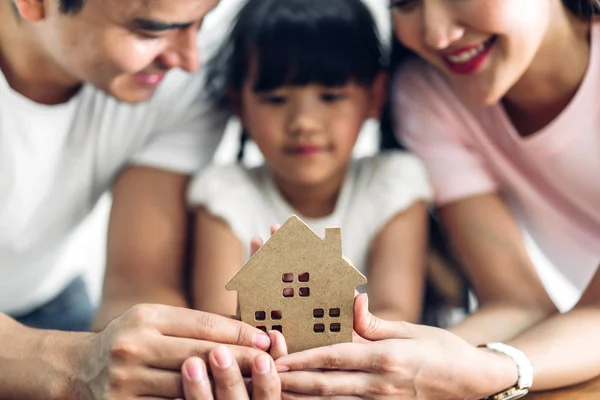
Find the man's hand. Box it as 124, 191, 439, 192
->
79, 304, 271, 399
274, 294, 518, 400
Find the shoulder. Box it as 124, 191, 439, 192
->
354, 151, 434, 207
187, 163, 264, 208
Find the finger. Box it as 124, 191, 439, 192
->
275, 343, 377, 372
250, 237, 263, 256
251, 353, 281, 399
146, 335, 266, 375
270, 224, 281, 235
280, 370, 371, 397
353, 293, 414, 341
282, 394, 362, 400
107, 365, 182, 398
268, 330, 288, 360
209, 345, 251, 400
182, 357, 214, 400
138, 305, 270, 350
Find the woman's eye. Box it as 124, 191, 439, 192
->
390, 0, 419, 12
321, 93, 346, 103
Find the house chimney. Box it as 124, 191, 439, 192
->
325, 228, 342, 255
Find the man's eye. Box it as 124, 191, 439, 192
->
259, 95, 287, 105
137, 31, 164, 39
321, 93, 346, 103
390, 0, 419, 12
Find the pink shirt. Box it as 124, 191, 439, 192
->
393, 22, 600, 291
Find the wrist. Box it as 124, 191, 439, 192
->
472, 346, 520, 399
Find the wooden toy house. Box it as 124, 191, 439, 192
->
226, 215, 367, 353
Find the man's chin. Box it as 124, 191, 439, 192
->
108, 87, 158, 104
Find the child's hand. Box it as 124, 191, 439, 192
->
250, 225, 281, 255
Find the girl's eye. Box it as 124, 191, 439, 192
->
259, 94, 287, 105
390, 0, 419, 12
321, 93, 347, 103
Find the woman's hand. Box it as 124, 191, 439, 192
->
275, 294, 517, 400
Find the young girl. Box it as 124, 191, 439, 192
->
271, 1, 600, 398
187, 0, 433, 323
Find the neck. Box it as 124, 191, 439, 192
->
0, 3, 81, 105
503, 9, 591, 136
273, 169, 347, 219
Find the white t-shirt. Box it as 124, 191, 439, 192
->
0, 31, 230, 316
187, 152, 433, 275
393, 22, 600, 292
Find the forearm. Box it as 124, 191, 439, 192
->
93, 285, 188, 330
0, 313, 92, 400
449, 302, 556, 345
506, 306, 600, 391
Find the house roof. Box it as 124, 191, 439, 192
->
226, 215, 367, 291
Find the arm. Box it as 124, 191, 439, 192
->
93, 166, 190, 330
192, 207, 245, 315
439, 193, 558, 344
0, 313, 89, 400
507, 263, 600, 390
367, 201, 428, 323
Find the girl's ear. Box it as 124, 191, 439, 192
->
368, 72, 388, 119
228, 87, 243, 118
13, 0, 45, 21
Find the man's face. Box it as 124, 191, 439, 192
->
39, 0, 218, 103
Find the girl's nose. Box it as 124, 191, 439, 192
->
288, 102, 322, 137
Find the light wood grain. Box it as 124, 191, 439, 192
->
526, 376, 600, 399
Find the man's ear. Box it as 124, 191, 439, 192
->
368, 72, 389, 119
13, 0, 45, 21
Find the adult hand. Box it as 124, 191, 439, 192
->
275, 294, 517, 400
78, 304, 271, 399
180, 346, 280, 399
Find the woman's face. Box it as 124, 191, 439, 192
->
391, 0, 558, 105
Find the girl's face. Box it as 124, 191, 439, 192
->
237, 75, 383, 189
391, 0, 560, 105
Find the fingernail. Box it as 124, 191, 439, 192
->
214, 346, 233, 369
255, 354, 271, 374
185, 357, 207, 382
253, 333, 271, 349
276, 364, 290, 372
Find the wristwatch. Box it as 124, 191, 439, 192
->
478, 342, 533, 400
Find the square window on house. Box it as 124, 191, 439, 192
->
329, 308, 340, 317
282, 273, 294, 283
283, 288, 294, 297
313, 308, 324, 318
313, 323, 325, 333
299, 287, 310, 297
272, 325, 283, 333
330, 323, 341, 333
255, 311, 266, 321
271, 310, 282, 320
298, 272, 310, 282
256, 326, 267, 332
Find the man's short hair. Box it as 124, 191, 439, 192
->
60, 0, 85, 14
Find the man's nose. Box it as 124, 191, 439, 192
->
159, 28, 201, 73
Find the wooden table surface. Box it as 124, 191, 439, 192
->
526, 376, 600, 399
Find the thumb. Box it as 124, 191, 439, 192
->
354, 293, 415, 341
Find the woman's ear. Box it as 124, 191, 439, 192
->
368, 72, 389, 119
13, 0, 46, 21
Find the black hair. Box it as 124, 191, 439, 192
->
563, 0, 600, 18
207, 0, 386, 107
59, 0, 85, 14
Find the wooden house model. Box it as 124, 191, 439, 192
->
226, 215, 367, 353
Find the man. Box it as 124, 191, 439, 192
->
0, 0, 279, 397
